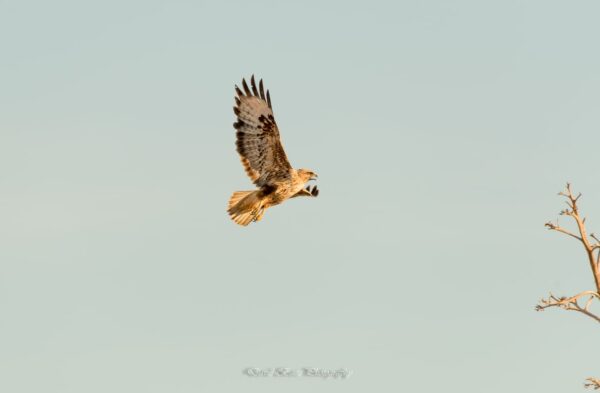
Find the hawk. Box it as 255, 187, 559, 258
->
227, 75, 319, 226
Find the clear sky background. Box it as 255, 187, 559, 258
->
2, 0, 600, 392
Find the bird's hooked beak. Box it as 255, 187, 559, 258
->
310, 173, 318, 181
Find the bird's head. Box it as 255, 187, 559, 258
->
297, 168, 318, 182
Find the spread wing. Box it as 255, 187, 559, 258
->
233, 76, 292, 187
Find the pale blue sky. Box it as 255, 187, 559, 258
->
2, 0, 600, 392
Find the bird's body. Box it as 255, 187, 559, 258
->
227, 76, 318, 226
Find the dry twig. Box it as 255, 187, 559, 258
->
536, 291, 600, 323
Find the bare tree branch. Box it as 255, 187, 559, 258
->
545, 183, 600, 294
540, 184, 600, 388
536, 291, 600, 323
585, 377, 600, 390
544, 222, 582, 241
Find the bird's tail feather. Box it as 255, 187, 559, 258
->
227, 190, 262, 226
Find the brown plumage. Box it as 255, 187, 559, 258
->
227, 75, 319, 226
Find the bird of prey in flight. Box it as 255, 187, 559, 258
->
227, 75, 319, 226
